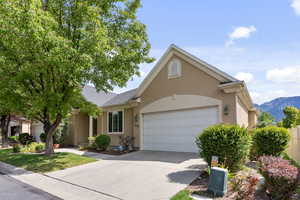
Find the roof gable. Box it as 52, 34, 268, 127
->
135, 44, 238, 97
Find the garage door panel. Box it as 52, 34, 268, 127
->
142, 107, 219, 152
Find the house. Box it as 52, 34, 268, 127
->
63, 44, 257, 153
7, 116, 31, 136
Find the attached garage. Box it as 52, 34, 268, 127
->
142, 107, 219, 153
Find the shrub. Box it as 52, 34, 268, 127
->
95, 134, 111, 151
53, 131, 63, 144
231, 171, 260, 200
196, 124, 251, 171
19, 133, 35, 145
12, 144, 22, 153
8, 136, 19, 143
21, 142, 45, 153
258, 156, 299, 200
282, 152, 300, 169
40, 133, 46, 143
253, 126, 290, 157
35, 143, 45, 152
119, 135, 135, 150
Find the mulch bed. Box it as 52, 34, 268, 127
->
186, 168, 300, 200
82, 148, 136, 155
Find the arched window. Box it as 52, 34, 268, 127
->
168, 58, 181, 78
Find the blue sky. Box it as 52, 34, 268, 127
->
114, 0, 300, 104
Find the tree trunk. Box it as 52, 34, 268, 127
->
44, 126, 55, 155
0, 114, 11, 148
43, 114, 62, 155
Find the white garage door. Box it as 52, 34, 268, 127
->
142, 107, 219, 152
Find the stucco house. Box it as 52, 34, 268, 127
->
63, 44, 257, 153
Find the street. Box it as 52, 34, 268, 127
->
0, 172, 61, 200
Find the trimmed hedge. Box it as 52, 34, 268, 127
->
19, 133, 35, 145
253, 126, 290, 157
196, 124, 251, 171
95, 134, 111, 151
258, 156, 299, 200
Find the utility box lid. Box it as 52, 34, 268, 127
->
208, 167, 227, 197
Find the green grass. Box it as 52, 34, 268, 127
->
170, 190, 193, 200
0, 149, 97, 173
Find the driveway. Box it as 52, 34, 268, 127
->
46, 151, 206, 200
0, 172, 61, 200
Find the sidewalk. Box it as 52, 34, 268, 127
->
0, 161, 121, 200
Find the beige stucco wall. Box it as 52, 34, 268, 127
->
66, 112, 89, 146
101, 108, 134, 146
236, 97, 249, 128
132, 55, 237, 147
248, 110, 257, 129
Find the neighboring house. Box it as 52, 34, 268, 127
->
62, 44, 257, 153
7, 116, 31, 136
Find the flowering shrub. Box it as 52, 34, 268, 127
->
231, 171, 259, 200
258, 156, 299, 200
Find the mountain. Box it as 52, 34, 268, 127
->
256, 96, 300, 121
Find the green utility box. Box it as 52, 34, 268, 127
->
207, 167, 228, 197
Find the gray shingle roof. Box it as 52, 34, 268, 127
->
82, 86, 117, 107
102, 89, 137, 107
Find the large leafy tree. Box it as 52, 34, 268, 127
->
0, 0, 153, 154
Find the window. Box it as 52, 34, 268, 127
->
108, 111, 123, 133
168, 58, 181, 78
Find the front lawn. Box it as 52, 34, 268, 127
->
171, 190, 193, 200
0, 149, 97, 173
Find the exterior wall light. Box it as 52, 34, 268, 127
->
223, 105, 229, 116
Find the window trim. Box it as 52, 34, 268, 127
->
168, 58, 182, 79
107, 109, 124, 134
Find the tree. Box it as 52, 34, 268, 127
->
0, 0, 153, 155
257, 112, 275, 128
282, 106, 300, 128
0, 87, 16, 147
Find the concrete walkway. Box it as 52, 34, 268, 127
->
0, 150, 207, 200
55, 148, 116, 160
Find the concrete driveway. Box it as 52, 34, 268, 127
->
46, 151, 206, 200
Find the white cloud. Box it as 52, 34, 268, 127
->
291, 0, 300, 15
226, 26, 257, 46
250, 90, 287, 104
235, 72, 254, 83
266, 66, 300, 83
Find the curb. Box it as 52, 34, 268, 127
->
0, 161, 32, 176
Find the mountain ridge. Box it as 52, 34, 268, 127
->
255, 96, 300, 121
